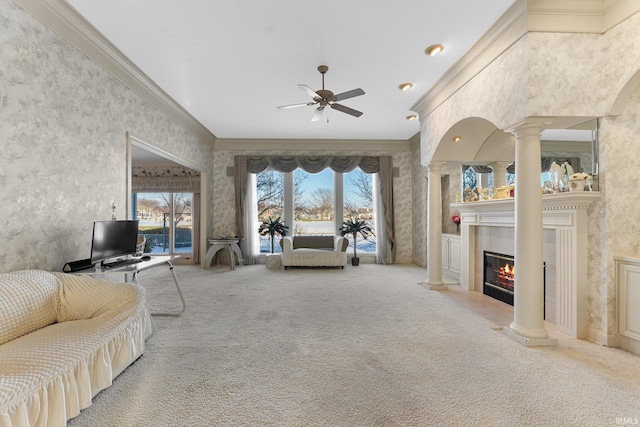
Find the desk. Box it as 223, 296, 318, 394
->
205, 238, 244, 270
71, 256, 186, 316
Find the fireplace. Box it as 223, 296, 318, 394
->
483, 251, 515, 305
483, 251, 545, 316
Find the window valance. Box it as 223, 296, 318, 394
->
464, 165, 494, 174
132, 176, 201, 193
245, 156, 380, 174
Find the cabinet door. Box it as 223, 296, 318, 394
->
441, 237, 449, 270
449, 238, 461, 274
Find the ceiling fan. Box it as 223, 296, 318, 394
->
277, 65, 365, 121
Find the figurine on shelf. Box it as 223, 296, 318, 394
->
549, 161, 562, 192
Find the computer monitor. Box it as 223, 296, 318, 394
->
90, 220, 139, 265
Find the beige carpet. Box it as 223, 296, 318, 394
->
68, 264, 640, 426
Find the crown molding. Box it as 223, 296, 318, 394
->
214, 139, 411, 152
14, 0, 217, 144
527, 0, 640, 33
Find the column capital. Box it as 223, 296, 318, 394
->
506, 117, 553, 136
427, 161, 446, 172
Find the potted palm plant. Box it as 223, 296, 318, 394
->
258, 216, 289, 253
339, 216, 374, 266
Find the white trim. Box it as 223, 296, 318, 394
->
214, 138, 411, 152
128, 134, 205, 172
14, 0, 216, 144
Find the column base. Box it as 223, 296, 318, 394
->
502, 327, 557, 347
418, 279, 448, 291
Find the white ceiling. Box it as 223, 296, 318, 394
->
65, 0, 516, 142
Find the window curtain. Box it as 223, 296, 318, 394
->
375, 156, 395, 264
192, 193, 200, 264
234, 155, 256, 265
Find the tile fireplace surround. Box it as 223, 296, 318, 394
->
452, 192, 599, 338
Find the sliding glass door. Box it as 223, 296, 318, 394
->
132, 192, 193, 256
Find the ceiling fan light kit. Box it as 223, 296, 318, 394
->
277, 65, 365, 121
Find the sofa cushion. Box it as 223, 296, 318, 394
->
52, 272, 141, 322
292, 235, 334, 249
0, 270, 58, 346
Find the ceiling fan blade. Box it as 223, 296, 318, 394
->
277, 102, 316, 110
311, 106, 325, 122
331, 103, 363, 118
333, 88, 365, 102
299, 84, 321, 100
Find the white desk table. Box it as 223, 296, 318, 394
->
71, 255, 186, 316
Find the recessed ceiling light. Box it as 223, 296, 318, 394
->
399, 83, 413, 91
425, 44, 444, 56
406, 115, 417, 121
452, 135, 461, 142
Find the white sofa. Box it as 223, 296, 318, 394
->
280, 235, 348, 269
0, 270, 153, 427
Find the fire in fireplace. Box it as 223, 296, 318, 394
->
483, 251, 545, 316
483, 251, 515, 305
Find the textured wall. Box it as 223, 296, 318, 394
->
596, 84, 640, 336
410, 136, 427, 267
0, 0, 213, 272
528, 13, 640, 118
213, 149, 413, 263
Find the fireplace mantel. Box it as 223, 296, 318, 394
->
451, 192, 599, 338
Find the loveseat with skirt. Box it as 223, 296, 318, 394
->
0, 270, 153, 427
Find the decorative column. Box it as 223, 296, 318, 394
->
504, 122, 556, 346
490, 161, 511, 188
423, 161, 447, 290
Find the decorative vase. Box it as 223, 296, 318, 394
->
569, 179, 587, 192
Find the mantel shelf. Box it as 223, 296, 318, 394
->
452, 192, 600, 214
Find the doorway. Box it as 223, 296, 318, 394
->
126, 133, 207, 265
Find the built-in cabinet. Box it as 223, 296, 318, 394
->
441, 234, 461, 279
616, 256, 640, 356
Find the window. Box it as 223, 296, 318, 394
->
256, 170, 285, 253
253, 167, 377, 256
344, 168, 376, 253
133, 192, 193, 255
294, 169, 334, 236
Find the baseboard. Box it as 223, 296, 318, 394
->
617, 335, 640, 356
586, 327, 617, 347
